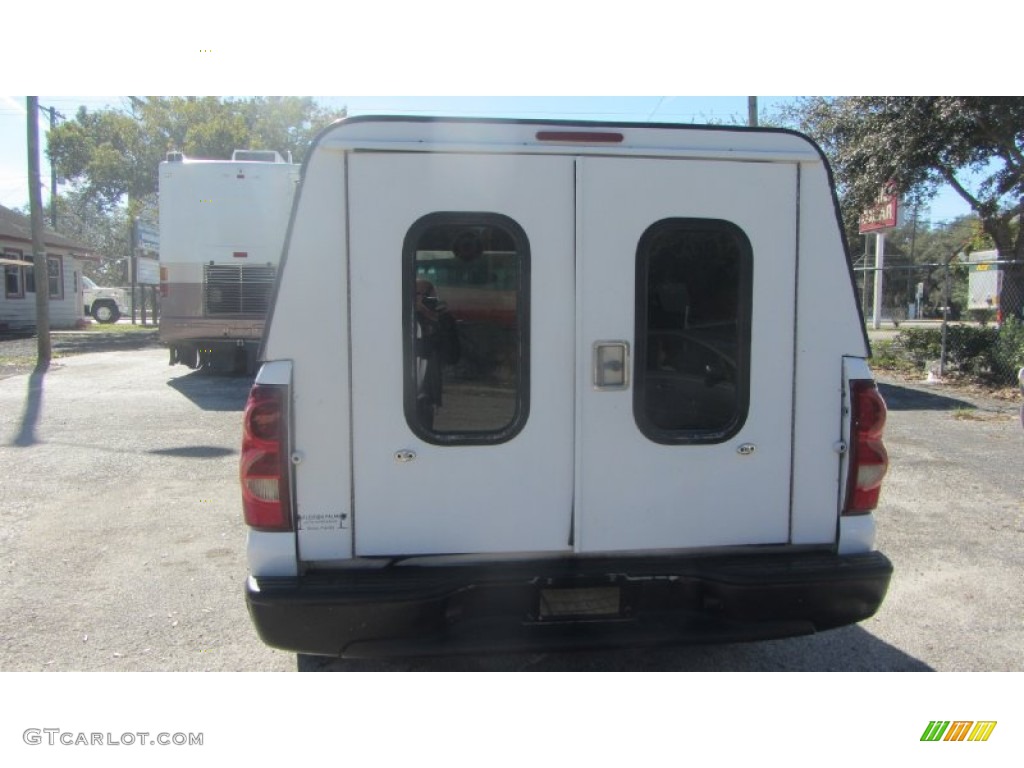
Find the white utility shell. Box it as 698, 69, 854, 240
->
257, 117, 870, 573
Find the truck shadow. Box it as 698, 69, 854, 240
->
304, 626, 932, 672
166, 370, 252, 412
877, 382, 978, 412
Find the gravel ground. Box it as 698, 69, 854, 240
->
1, 335, 1021, 673
0, 327, 162, 380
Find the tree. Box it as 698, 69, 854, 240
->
781, 97, 1024, 318
47, 97, 346, 214
21, 192, 133, 285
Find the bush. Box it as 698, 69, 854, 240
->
993, 317, 1024, 384
869, 339, 916, 373
946, 325, 999, 377
893, 328, 942, 367
879, 322, 1023, 385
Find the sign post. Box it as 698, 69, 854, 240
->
133, 221, 160, 326
859, 184, 899, 330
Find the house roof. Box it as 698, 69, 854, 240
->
0, 204, 95, 257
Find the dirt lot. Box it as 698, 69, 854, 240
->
0, 326, 162, 381
0, 333, 1022, 672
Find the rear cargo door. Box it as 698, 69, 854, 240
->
575, 157, 797, 551
349, 151, 797, 557
349, 152, 576, 556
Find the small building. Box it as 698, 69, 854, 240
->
0, 204, 95, 332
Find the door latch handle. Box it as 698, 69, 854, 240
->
593, 341, 629, 390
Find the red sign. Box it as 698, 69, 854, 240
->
859, 185, 899, 233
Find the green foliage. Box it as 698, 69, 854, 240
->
48, 97, 346, 213
880, 321, 1024, 385
993, 317, 1024, 381
50, 190, 132, 284
781, 97, 1024, 228
869, 339, 917, 373
780, 97, 1024, 318
892, 328, 945, 367
43, 97, 347, 280
949, 326, 1000, 377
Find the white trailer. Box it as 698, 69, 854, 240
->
158, 149, 299, 373
967, 249, 1003, 317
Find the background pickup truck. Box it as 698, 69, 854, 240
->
82, 275, 130, 323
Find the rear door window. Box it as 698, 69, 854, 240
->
404, 213, 530, 445
634, 218, 752, 443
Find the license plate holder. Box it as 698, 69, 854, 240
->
537, 586, 622, 620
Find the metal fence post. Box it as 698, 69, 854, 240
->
940, 261, 951, 377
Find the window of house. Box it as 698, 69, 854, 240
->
48, 256, 63, 300
4, 249, 24, 299
633, 218, 752, 444
5, 266, 23, 298
403, 213, 530, 445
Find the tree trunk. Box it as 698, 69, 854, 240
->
27, 97, 51, 368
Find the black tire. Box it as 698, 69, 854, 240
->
92, 301, 120, 324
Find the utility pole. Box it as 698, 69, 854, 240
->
748, 97, 758, 127
37, 104, 63, 229
27, 97, 51, 367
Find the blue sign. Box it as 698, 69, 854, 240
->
135, 222, 160, 253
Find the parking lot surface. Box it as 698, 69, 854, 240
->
0, 346, 1021, 671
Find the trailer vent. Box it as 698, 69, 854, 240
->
204, 264, 276, 316
231, 149, 285, 163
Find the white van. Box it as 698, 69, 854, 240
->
241, 117, 892, 663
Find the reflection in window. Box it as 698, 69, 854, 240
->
405, 214, 529, 444
634, 219, 751, 443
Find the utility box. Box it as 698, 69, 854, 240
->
967, 249, 1003, 313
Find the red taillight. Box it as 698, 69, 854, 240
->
844, 379, 889, 515
240, 384, 292, 531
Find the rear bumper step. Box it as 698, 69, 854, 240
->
246, 550, 892, 658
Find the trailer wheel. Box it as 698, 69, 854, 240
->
92, 301, 120, 324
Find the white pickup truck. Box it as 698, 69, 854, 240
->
82, 275, 130, 324
241, 117, 892, 667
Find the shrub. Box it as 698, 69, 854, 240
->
882, 321, 1023, 385
993, 317, 1024, 384
870, 338, 919, 373
893, 328, 942, 367
945, 325, 999, 377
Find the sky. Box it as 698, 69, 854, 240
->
0, 95, 976, 225
3, 2, 1011, 226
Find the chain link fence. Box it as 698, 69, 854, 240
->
856, 256, 1024, 386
